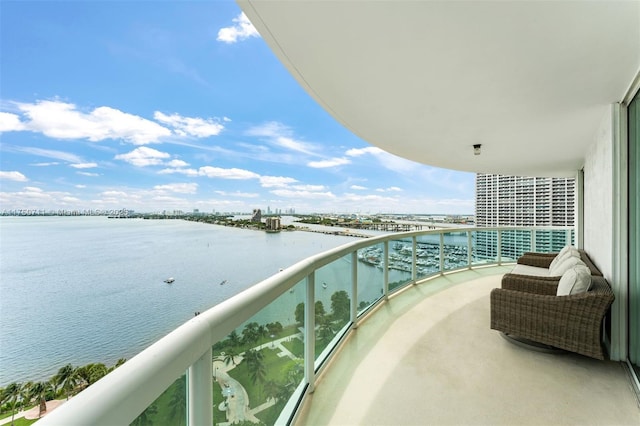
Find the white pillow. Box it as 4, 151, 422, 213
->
557, 245, 574, 258
557, 264, 592, 296
549, 247, 579, 271
550, 255, 585, 276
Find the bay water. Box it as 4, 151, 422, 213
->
0, 216, 363, 386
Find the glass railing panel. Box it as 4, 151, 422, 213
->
471, 230, 498, 264
414, 234, 441, 278
130, 373, 186, 426
314, 256, 352, 361
499, 229, 532, 262
356, 242, 384, 315
212, 279, 306, 426
387, 238, 414, 292
442, 231, 469, 271
533, 229, 574, 253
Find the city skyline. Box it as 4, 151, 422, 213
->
0, 2, 475, 214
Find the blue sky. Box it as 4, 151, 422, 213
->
0, 2, 475, 214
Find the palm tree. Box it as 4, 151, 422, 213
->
131, 403, 158, 426
168, 377, 186, 426
257, 324, 268, 345
30, 381, 49, 418
3, 382, 21, 426
244, 349, 266, 400
242, 322, 260, 346
227, 330, 241, 348
223, 347, 239, 366
54, 364, 76, 400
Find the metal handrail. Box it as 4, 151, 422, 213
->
36, 226, 573, 425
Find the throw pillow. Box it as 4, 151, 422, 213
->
557, 264, 592, 296
549, 246, 579, 271
549, 255, 585, 276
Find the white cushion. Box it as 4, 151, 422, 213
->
557, 264, 592, 296
549, 247, 580, 271
549, 255, 585, 276
511, 264, 551, 277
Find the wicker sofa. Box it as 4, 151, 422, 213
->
490, 249, 614, 360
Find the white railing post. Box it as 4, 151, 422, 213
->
305, 272, 316, 393
188, 348, 212, 426
531, 228, 536, 253
351, 251, 358, 328
467, 231, 472, 268
383, 240, 389, 298
439, 233, 445, 273
412, 237, 417, 282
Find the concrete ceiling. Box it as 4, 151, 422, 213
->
239, 1, 640, 177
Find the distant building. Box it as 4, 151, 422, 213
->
475, 173, 575, 259
265, 217, 281, 231
251, 209, 262, 222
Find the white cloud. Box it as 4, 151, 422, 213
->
246, 121, 290, 138
166, 159, 189, 168
154, 112, 224, 137
292, 184, 326, 191
0, 112, 25, 132
77, 172, 100, 177
350, 185, 367, 190
114, 147, 171, 167
198, 166, 260, 180
16, 146, 84, 164
32, 162, 60, 167
307, 157, 351, 168
217, 12, 259, 44
345, 146, 385, 157
70, 162, 98, 169
75, 185, 87, 188
259, 176, 298, 188
158, 167, 199, 177
16, 100, 171, 145
214, 190, 259, 198
270, 189, 336, 199
0, 171, 28, 182
154, 183, 198, 194
376, 186, 403, 192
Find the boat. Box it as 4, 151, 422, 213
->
164, 277, 175, 284
322, 282, 328, 289
219, 280, 227, 286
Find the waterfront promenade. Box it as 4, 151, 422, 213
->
214, 333, 301, 424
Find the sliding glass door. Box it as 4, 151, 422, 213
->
629, 90, 639, 381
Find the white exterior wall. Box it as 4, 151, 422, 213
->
583, 107, 613, 279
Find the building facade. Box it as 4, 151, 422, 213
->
475, 174, 575, 260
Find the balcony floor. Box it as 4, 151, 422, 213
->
295, 266, 640, 425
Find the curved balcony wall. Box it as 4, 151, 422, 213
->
36, 226, 573, 426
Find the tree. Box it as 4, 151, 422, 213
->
242, 322, 260, 346
244, 349, 266, 400
54, 364, 76, 400
257, 324, 268, 345
330, 290, 350, 322
168, 377, 186, 426
223, 347, 239, 366
294, 302, 305, 325
227, 330, 241, 348
3, 382, 21, 426
317, 316, 336, 345
30, 381, 50, 418
315, 301, 326, 324
131, 403, 158, 426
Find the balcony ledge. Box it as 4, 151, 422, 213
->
295, 266, 640, 425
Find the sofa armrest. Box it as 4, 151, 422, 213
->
517, 253, 556, 268
501, 273, 559, 295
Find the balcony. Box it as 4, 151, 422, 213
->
36, 227, 639, 425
